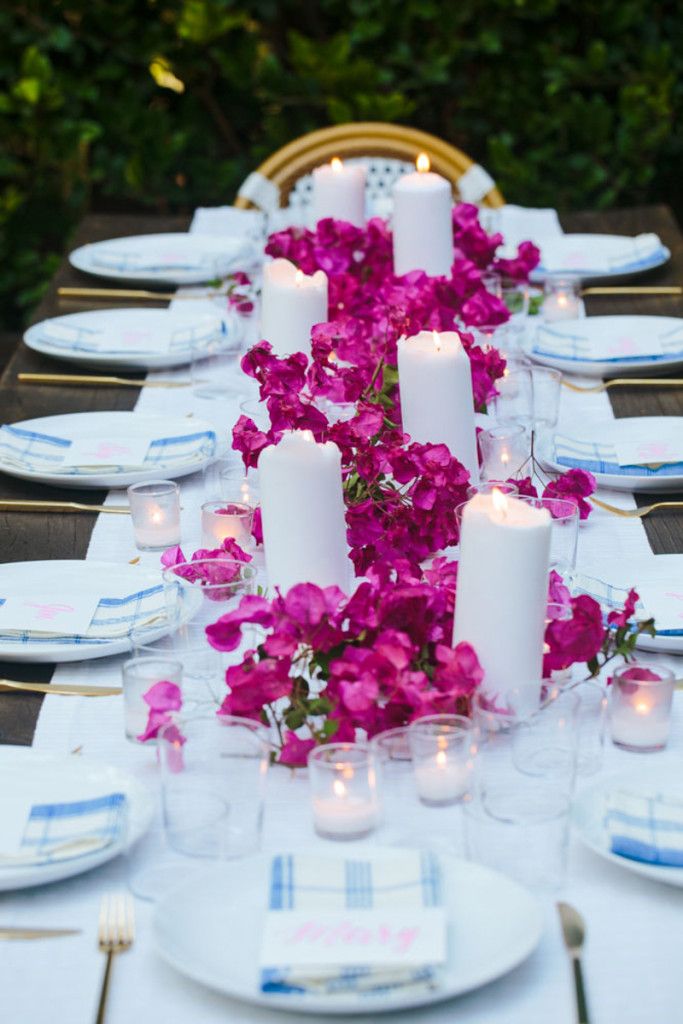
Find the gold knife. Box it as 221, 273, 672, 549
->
17, 373, 190, 389
0, 927, 82, 940
0, 500, 130, 515
581, 285, 682, 296
57, 286, 224, 301
0, 680, 122, 697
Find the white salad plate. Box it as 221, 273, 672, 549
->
0, 747, 153, 891
525, 315, 683, 378
0, 410, 216, 489
0, 559, 189, 663
540, 417, 683, 493
531, 233, 670, 281
573, 768, 683, 889
153, 851, 542, 1016
24, 307, 233, 371
69, 232, 257, 286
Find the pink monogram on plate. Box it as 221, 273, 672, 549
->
83, 442, 132, 460
608, 335, 638, 356
665, 592, 683, 620
121, 330, 152, 344
24, 602, 76, 621
636, 441, 675, 462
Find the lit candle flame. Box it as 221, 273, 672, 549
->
635, 700, 651, 715
501, 450, 510, 466
300, 429, 315, 442
436, 750, 447, 767
492, 487, 508, 516
333, 779, 347, 797
294, 269, 304, 286
557, 294, 568, 308
150, 506, 163, 524
432, 330, 442, 352
331, 156, 343, 172
416, 153, 430, 173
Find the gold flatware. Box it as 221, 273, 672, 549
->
563, 377, 683, 394
95, 892, 135, 1024
581, 285, 682, 296
590, 496, 683, 518
0, 500, 130, 515
0, 926, 82, 940
0, 680, 122, 697
17, 373, 190, 389
557, 901, 590, 1024
57, 286, 224, 301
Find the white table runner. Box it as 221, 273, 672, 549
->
2, 210, 682, 1024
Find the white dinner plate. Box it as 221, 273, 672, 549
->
153, 851, 542, 1016
573, 768, 683, 889
24, 307, 233, 371
69, 232, 257, 286
571, 571, 683, 655
525, 315, 683, 378
0, 410, 216, 489
531, 233, 670, 282
0, 559, 185, 663
540, 417, 683, 493
0, 746, 153, 891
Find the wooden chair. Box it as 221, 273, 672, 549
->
233, 122, 504, 215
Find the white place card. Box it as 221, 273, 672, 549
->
259, 908, 447, 971
615, 430, 683, 468
60, 436, 151, 468
636, 583, 683, 632
0, 591, 100, 635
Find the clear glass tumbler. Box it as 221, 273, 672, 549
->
121, 655, 183, 743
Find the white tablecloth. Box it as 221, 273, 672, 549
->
1, 209, 682, 1024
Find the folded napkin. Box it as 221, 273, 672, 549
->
90, 236, 253, 275
532, 322, 683, 364
0, 793, 125, 867
0, 424, 216, 475
553, 432, 683, 477
260, 850, 443, 996
538, 232, 665, 274
605, 790, 683, 867
190, 206, 267, 243
482, 205, 564, 252
571, 572, 683, 637
37, 316, 224, 358
0, 582, 166, 646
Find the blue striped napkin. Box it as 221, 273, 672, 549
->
553, 433, 683, 477
37, 318, 225, 357
537, 233, 667, 276
0, 793, 125, 867
532, 323, 683, 364
0, 582, 165, 646
570, 572, 681, 637
0, 424, 216, 476
605, 791, 683, 868
260, 851, 443, 996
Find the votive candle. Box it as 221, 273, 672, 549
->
610, 664, 675, 752
308, 743, 380, 840
127, 480, 181, 551
200, 500, 253, 549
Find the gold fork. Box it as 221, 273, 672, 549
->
18, 373, 190, 389
562, 377, 683, 394
591, 495, 683, 518
95, 893, 135, 1024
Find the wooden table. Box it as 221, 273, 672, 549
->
0, 205, 681, 744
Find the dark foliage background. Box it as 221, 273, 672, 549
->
1, 0, 681, 328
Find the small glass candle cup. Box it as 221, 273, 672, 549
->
479, 424, 530, 481
127, 480, 181, 552
121, 656, 183, 743
200, 500, 254, 550
610, 664, 675, 752
308, 742, 380, 841
541, 277, 585, 323
408, 714, 475, 807
519, 495, 579, 574
466, 480, 519, 500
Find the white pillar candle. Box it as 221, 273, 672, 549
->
312, 157, 366, 227
260, 258, 328, 357
259, 430, 350, 593
392, 153, 453, 277
453, 491, 551, 701
397, 329, 479, 482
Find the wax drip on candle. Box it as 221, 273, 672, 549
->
331, 156, 343, 172
416, 152, 430, 173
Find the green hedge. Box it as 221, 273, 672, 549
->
1, 0, 681, 328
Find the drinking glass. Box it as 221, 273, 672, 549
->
501, 282, 530, 346
464, 687, 579, 890
478, 424, 530, 481
121, 656, 183, 743
573, 680, 608, 776
532, 366, 563, 430
470, 323, 512, 355
218, 465, 260, 506
203, 452, 241, 499
160, 559, 257, 703
466, 481, 519, 499
492, 366, 533, 428
159, 713, 270, 858
371, 727, 418, 837
239, 398, 270, 431
191, 330, 245, 400
519, 495, 579, 574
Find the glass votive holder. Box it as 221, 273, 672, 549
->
479, 424, 530, 481
203, 452, 240, 499
200, 500, 254, 550
121, 656, 183, 743
519, 495, 579, 574
127, 480, 181, 551
610, 664, 675, 752
541, 277, 585, 323
307, 742, 380, 840
218, 466, 260, 506
492, 366, 533, 428
532, 366, 563, 430
466, 480, 519, 499
574, 680, 608, 776
408, 715, 475, 807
